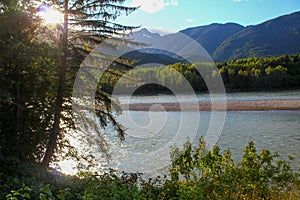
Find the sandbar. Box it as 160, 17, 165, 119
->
120, 99, 300, 112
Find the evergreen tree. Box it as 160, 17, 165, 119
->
0, 0, 59, 162
38, 0, 138, 167
0, 0, 137, 168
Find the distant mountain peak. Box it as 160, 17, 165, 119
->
139, 28, 151, 34
128, 28, 162, 45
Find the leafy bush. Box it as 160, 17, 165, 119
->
166, 139, 300, 199
1, 141, 299, 199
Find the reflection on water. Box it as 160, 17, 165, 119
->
105, 111, 201, 174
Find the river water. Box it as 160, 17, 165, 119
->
119, 90, 300, 104
105, 90, 300, 174
57, 90, 300, 175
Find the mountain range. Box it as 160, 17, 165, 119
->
128, 11, 300, 62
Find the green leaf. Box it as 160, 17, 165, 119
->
24, 186, 31, 191
23, 193, 31, 199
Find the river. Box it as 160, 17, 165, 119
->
58, 90, 300, 175
107, 90, 300, 174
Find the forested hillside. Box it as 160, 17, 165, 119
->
213, 11, 300, 61
101, 54, 300, 94
180, 23, 244, 56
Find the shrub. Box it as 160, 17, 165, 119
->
167, 139, 300, 199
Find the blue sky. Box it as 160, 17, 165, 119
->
117, 0, 300, 35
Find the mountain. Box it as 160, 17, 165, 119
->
129, 24, 244, 56
127, 24, 244, 63
213, 11, 300, 61
180, 23, 244, 55
126, 29, 184, 66
128, 11, 300, 62
128, 28, 162, 45
123, 50, 184, 67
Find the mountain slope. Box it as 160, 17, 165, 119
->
180, 23, 244, 55
213, 11, 300, 61
124, 50, 184, 66
128, 24, 244, 63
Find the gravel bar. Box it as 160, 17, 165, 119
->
120, 100, 300, 112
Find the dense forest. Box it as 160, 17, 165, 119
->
101, 54, 300, 94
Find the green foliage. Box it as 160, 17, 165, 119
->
217, 54, 300, 90
5, 184, 31, 200
1, 141, 299, 199
79, 171, 143, 200
167, 139, 299, 199
100, 54, 300, 94
0, 6, 60, 162
101, 63, 207, 94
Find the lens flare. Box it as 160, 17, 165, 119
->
38, 4, 63, 25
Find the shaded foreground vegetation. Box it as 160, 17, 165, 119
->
1, 141, 299, 200
0, 0, 136, 171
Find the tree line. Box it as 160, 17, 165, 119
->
102, 54, 300, 94
218, 54, 300, 91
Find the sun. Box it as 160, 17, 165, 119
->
38, 4, 63, 25
56, 160, 78, 175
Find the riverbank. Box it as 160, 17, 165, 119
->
120, 99, 300, 112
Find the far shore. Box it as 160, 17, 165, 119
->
120, 99, 300, 112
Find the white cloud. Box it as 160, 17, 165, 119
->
165, 0, 178, 6
148, 27, 175, 36
172, 0, 178, 6
186, 18, 194, 23
131, 0, 179, 14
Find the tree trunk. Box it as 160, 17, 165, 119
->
41, 1, 68, 168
